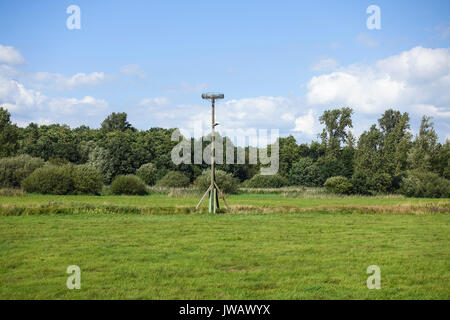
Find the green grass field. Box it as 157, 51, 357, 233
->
0, 193, 449, 299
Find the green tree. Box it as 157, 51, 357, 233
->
19, 123, 40, 157
436, 140, 450, 179
22, 124, 80, 162
136, 163, 158, 186
408, 116, 439, 172
354, 125, 383, 175
289, 158, 320, 187
319, 107, 353, 159
278, 136, 301, 177
97, 131, 139, 183
0, 107, 19, 157
378, 109, 412, 176
101, 112, 135, 133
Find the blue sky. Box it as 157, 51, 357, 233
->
0, 0, 449, 143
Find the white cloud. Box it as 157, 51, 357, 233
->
0, 77, 46, 112
46, 96, 108, 116
0, 64, 20, 78
306, 46, 450, 118
293, 109, 316, 136
311, 58, 339, 72
0, 45, 25, 65
0, 75, 109, 127
29, 71, 109, 90
176, 96, 300, 139
413, 104, 450, 118
120, 64, 146, 78
376, 46, 450, 81
15, 118, 54, 128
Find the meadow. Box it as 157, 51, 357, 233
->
0, 191, 449, 299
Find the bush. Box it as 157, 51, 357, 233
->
21, 164, 103, 195
0, 155, 45, 188
351, 171, 395, 195
324, 176, 353, 194
136, 163, 158, 186
317, 158, 347, 185
370, 172, 392, 194
156, 171, 190, 188
351, 171, 370, 195
22, 165, 75, 195
72, 165, 103, 195
110, 175, 148, 195
289, 158, 321, 187
399, 170, 450, 198
242, 174, 289, 188
194, 170, 239, 194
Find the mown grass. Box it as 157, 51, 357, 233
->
0, 193, 449, 299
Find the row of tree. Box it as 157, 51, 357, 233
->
0, 106, 448, 195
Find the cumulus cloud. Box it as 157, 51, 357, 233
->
306, 46, 450, 118
0, 64, 20, 78
293, 109, 316, 136
130, 95, 305, 142
413, 104, 450, 118
0, 77, 46, 112
120, 64, 146, 78
0, 75, 109, 127
376, 46, 450, 81
29, 71, 109, 90
173, 96, 303, 141
0, 44, 26, 65
46, 96, 108, 116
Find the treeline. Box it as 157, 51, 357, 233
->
0, 106, 449, 197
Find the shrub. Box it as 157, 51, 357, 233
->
156, 171, 190, 188
110, 175, 148, 195
72, 165, 103, 195
136, 163, 158, 186
0, 155, 45, 188
352, 171, 395, 195
324, 176, 353, 194
370, 172, 392, 194
351, 171, 370, 195
22, 165, 75, 195
399, 170, 450, 198
194, 170, 239, 194
317, 158, 347, 185
289, 158, 320, 187
21, 164, 103, 195
242, 174, 289, 188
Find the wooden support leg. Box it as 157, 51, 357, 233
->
214, 181, 229, 210
195, 184, 213, 211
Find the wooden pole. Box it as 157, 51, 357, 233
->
195, 94, 226, 213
